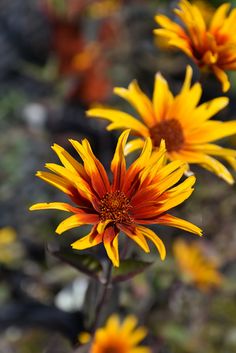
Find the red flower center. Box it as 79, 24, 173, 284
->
99, 191, 133, 224
150, 118, 184, 152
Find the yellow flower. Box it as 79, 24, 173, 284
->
87, 66, 236, 184
30, 130, 201, 267
90, 314, 151, 353
0, 227, 24, 265
173, 239, 223, 291
154, 0, 236, 92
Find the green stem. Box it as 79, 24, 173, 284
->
92, 261, 113, 333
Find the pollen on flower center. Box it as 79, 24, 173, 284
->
99, 190, 133, 224
150, 118, 185, 152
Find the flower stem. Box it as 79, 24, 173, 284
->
92, 261, 113, 333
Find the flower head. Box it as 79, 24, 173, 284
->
30, 130, 201, 267
154, 0, 236, 92
87, 66, 236, 184
90, 314, 151, 353
173, 239, 223, 291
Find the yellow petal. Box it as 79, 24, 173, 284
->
51, 143, 87, 179
157, 189, 195, 214
210, 3, 231, 32
180, 65, 193, 94
155, 14, 186, 34
156, 214, 202, 236
114, 80, 156, 126
87, 108, 149, 136
212, 66, 230, 92
188, 120, 236, 143
106, 314, 120, 333
36, 171, 73, 195
97, 220, 112, 234
121, 315, 137, 333
56, 213, 99, 234
153, 73, 173, 121
136, 226, 166, 260
71, 226, 102, 250
29, 202, 79, 213
124, 138, 145, 156
103, 227, 119, 267
153, 164, 187, 194
190, 97, 229, 125
118, 224, 150, 253
128, 327, 148, 345
191, 144, 236, 157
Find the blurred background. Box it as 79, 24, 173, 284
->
0, 0, 236, 352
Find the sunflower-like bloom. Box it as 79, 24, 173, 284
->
173, 239, 223, 291
87, 66, 236, 184
154, 0, 236, 92
90, 314, 151, 353
30, 130, 201, 267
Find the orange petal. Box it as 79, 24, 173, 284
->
71, 226, 102, 250
69, 138, 111, 197
118, 224, 150, 253
103, 227, 120, 267
56, 213, 99, 235
111, 130, 129, 190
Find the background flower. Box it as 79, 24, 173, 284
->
90, 314, 151, 353
173, 239, 223, 291
88, 66, 236, 184
154, 0, 236, 92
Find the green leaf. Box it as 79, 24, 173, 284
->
112, 259, 152, 282
48, 242, 103, 280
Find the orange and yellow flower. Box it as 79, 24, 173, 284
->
30, 130, 201, 267
154, 0, 236, 92
87, 66, 236, 184
90, 314, 151, 353
173, 239, 223, 291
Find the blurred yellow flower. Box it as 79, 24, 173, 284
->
30, 130, 201, 267
154, 0, 236, 92
90, 314, 151, 353
173, 239, 223, 291
87, 66, 236, 184
0, 227, 24, 265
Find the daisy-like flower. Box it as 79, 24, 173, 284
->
87, 66, 236, 184
154, 0, 236, 92
30, 130, 201, 267
90, 314, 151, 353
173, 239, 223, 291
